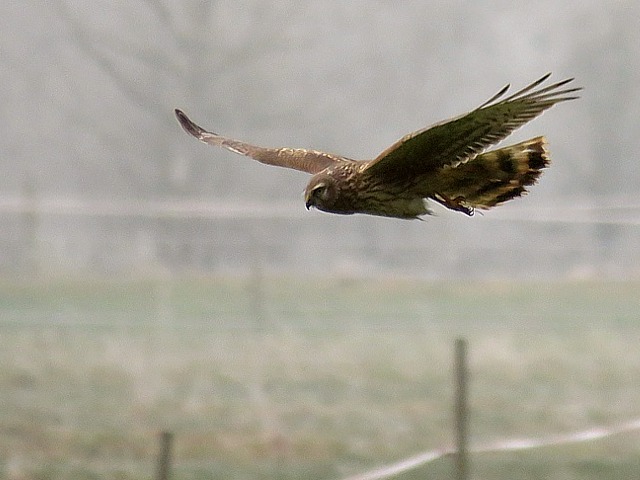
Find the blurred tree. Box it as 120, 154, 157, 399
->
53, 0, 307, 197
571, 4, 640, 273
3, 0, 640, 277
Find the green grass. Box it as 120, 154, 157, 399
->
0, 275, 639, 479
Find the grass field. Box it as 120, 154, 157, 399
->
1, 275, 639, 479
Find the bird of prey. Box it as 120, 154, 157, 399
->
175, 73, 580, 219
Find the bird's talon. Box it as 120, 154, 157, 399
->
434, 193, 474, 216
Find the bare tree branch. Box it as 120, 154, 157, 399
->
54, 0, 168, 118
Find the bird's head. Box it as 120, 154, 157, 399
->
305, 175, 338, 212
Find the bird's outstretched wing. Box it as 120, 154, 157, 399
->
363, 73, 581, 179
174, 109, 343, 175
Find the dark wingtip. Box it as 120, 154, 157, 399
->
174, 109, 207, 139
174, 108, 188, 124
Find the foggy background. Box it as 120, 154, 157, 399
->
2, 0, 639, 279
3, 2, 640, 479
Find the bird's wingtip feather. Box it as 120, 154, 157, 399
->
174, 109, 210, 139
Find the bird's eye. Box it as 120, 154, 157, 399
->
313, 184, 326, 198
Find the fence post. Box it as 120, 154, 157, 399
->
157, 431, 173, 480
454, 338, 469, 480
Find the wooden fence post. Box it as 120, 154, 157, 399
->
454, 338, 469, 480
157, 431, 173, 480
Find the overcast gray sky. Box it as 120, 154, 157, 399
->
2, 0, 639, 278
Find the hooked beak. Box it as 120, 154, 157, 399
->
304, 191, 313, 210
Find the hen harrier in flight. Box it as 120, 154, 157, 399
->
175, 73, 580, 219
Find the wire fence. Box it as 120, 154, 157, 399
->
339, 418, 640, 480
3, 195, 640, 477
2, 194, 640, 221
2, 194, 640, 278
139, 338, 640, 480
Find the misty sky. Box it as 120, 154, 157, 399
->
2, 0, 639, 278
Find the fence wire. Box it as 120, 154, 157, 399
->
339, 418, 640, 480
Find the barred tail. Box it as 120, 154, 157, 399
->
440, 137, 550, 210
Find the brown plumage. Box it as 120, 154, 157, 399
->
175, 73, 581, 219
